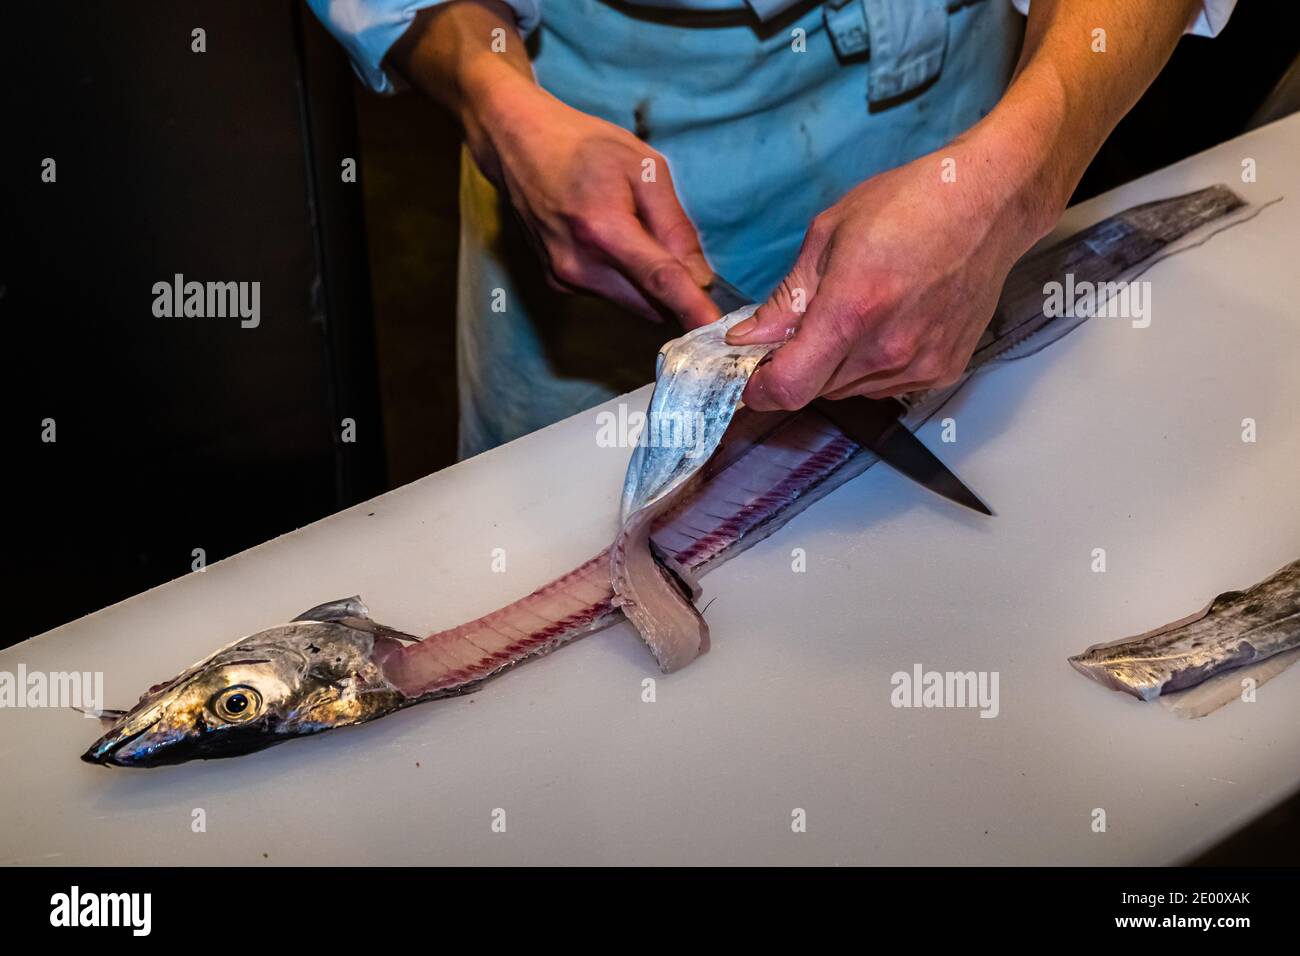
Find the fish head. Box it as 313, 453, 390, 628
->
82, 597, 408, 768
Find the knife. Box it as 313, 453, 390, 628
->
705, 274, 993, 516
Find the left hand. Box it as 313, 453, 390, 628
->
726, 143, 1055, 409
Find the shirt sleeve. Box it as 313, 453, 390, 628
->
1008, 0, 1238, 38
305, 0, 542, 93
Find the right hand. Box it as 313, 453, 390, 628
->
467, 78, 719, 328
387, 0, 717, 328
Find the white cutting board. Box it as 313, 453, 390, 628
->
2, 115, 1298, 866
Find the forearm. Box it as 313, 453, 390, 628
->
957, 0, 1200, 242
384, 0, 536, 163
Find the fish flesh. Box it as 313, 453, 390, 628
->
1069, 558, 1300, 706
82, 185, 1253, 767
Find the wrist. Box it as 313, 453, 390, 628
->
458, 57, 538, 155
953, 99, 1075, 254
386, 1, 535, 149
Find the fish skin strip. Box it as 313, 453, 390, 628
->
1069, 559, 1300, 703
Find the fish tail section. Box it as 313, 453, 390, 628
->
977, 185, 1250, 367
1070, 558, 1300, 708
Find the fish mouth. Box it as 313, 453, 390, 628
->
81, 713, 164, 767
82, 707, 286, 766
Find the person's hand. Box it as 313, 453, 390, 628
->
388, 0, 718, 328
469, 77, 718, 327
725, 141, 1057, 409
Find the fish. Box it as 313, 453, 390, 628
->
82, 185, 1253, 767
1069, 558, 1300, 707
81, 599, 410, 766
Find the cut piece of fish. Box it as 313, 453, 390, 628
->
1070, 558, 1300, 707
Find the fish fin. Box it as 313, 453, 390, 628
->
294, 596, 371, 623
295, 597, 422, 644
1159, 647, 1300, 719
353, 621, 424, 645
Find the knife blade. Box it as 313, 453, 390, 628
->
705, 274, 993, 516
810, 395, 993, 516
705, 274, 752, 316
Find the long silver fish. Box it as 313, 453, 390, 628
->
1069, 558, 1300, 703
83, 185, 1250, 767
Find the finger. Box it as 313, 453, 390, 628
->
739, 291, 858, 412
585, 212, 719, 328
548, 255, 666, 323
633, 165, 713, 287
821, 346, 968, 398
818, 357, 913, 398
861, 382, 928, 399
582, 270, 668, 323
824, 376, 927, 401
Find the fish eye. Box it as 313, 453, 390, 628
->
212, 686, 263, 723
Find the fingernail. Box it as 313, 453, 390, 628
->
726, 317, 757, 342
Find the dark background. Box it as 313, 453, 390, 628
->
1, 0, 1297, 865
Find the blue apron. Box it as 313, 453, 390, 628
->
452, 0, 1023, 456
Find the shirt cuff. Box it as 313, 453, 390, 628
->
1008, 0, 1237, 38
1187, 0, 1236, 37
306, 0, 542, 94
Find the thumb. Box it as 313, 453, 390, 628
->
725, 265, 820, 346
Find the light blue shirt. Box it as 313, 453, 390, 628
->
309, 0, 1236, 95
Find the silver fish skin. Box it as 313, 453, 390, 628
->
619, 306, 771, 521
1069, 559, 1300, 701
613, 306, 775, 672
81, 598, 408, 767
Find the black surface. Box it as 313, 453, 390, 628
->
1188, 785, 1300, 866
1072, 0, 1299, 202
2, 2, 383, 644
3, 866, 1292, 935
